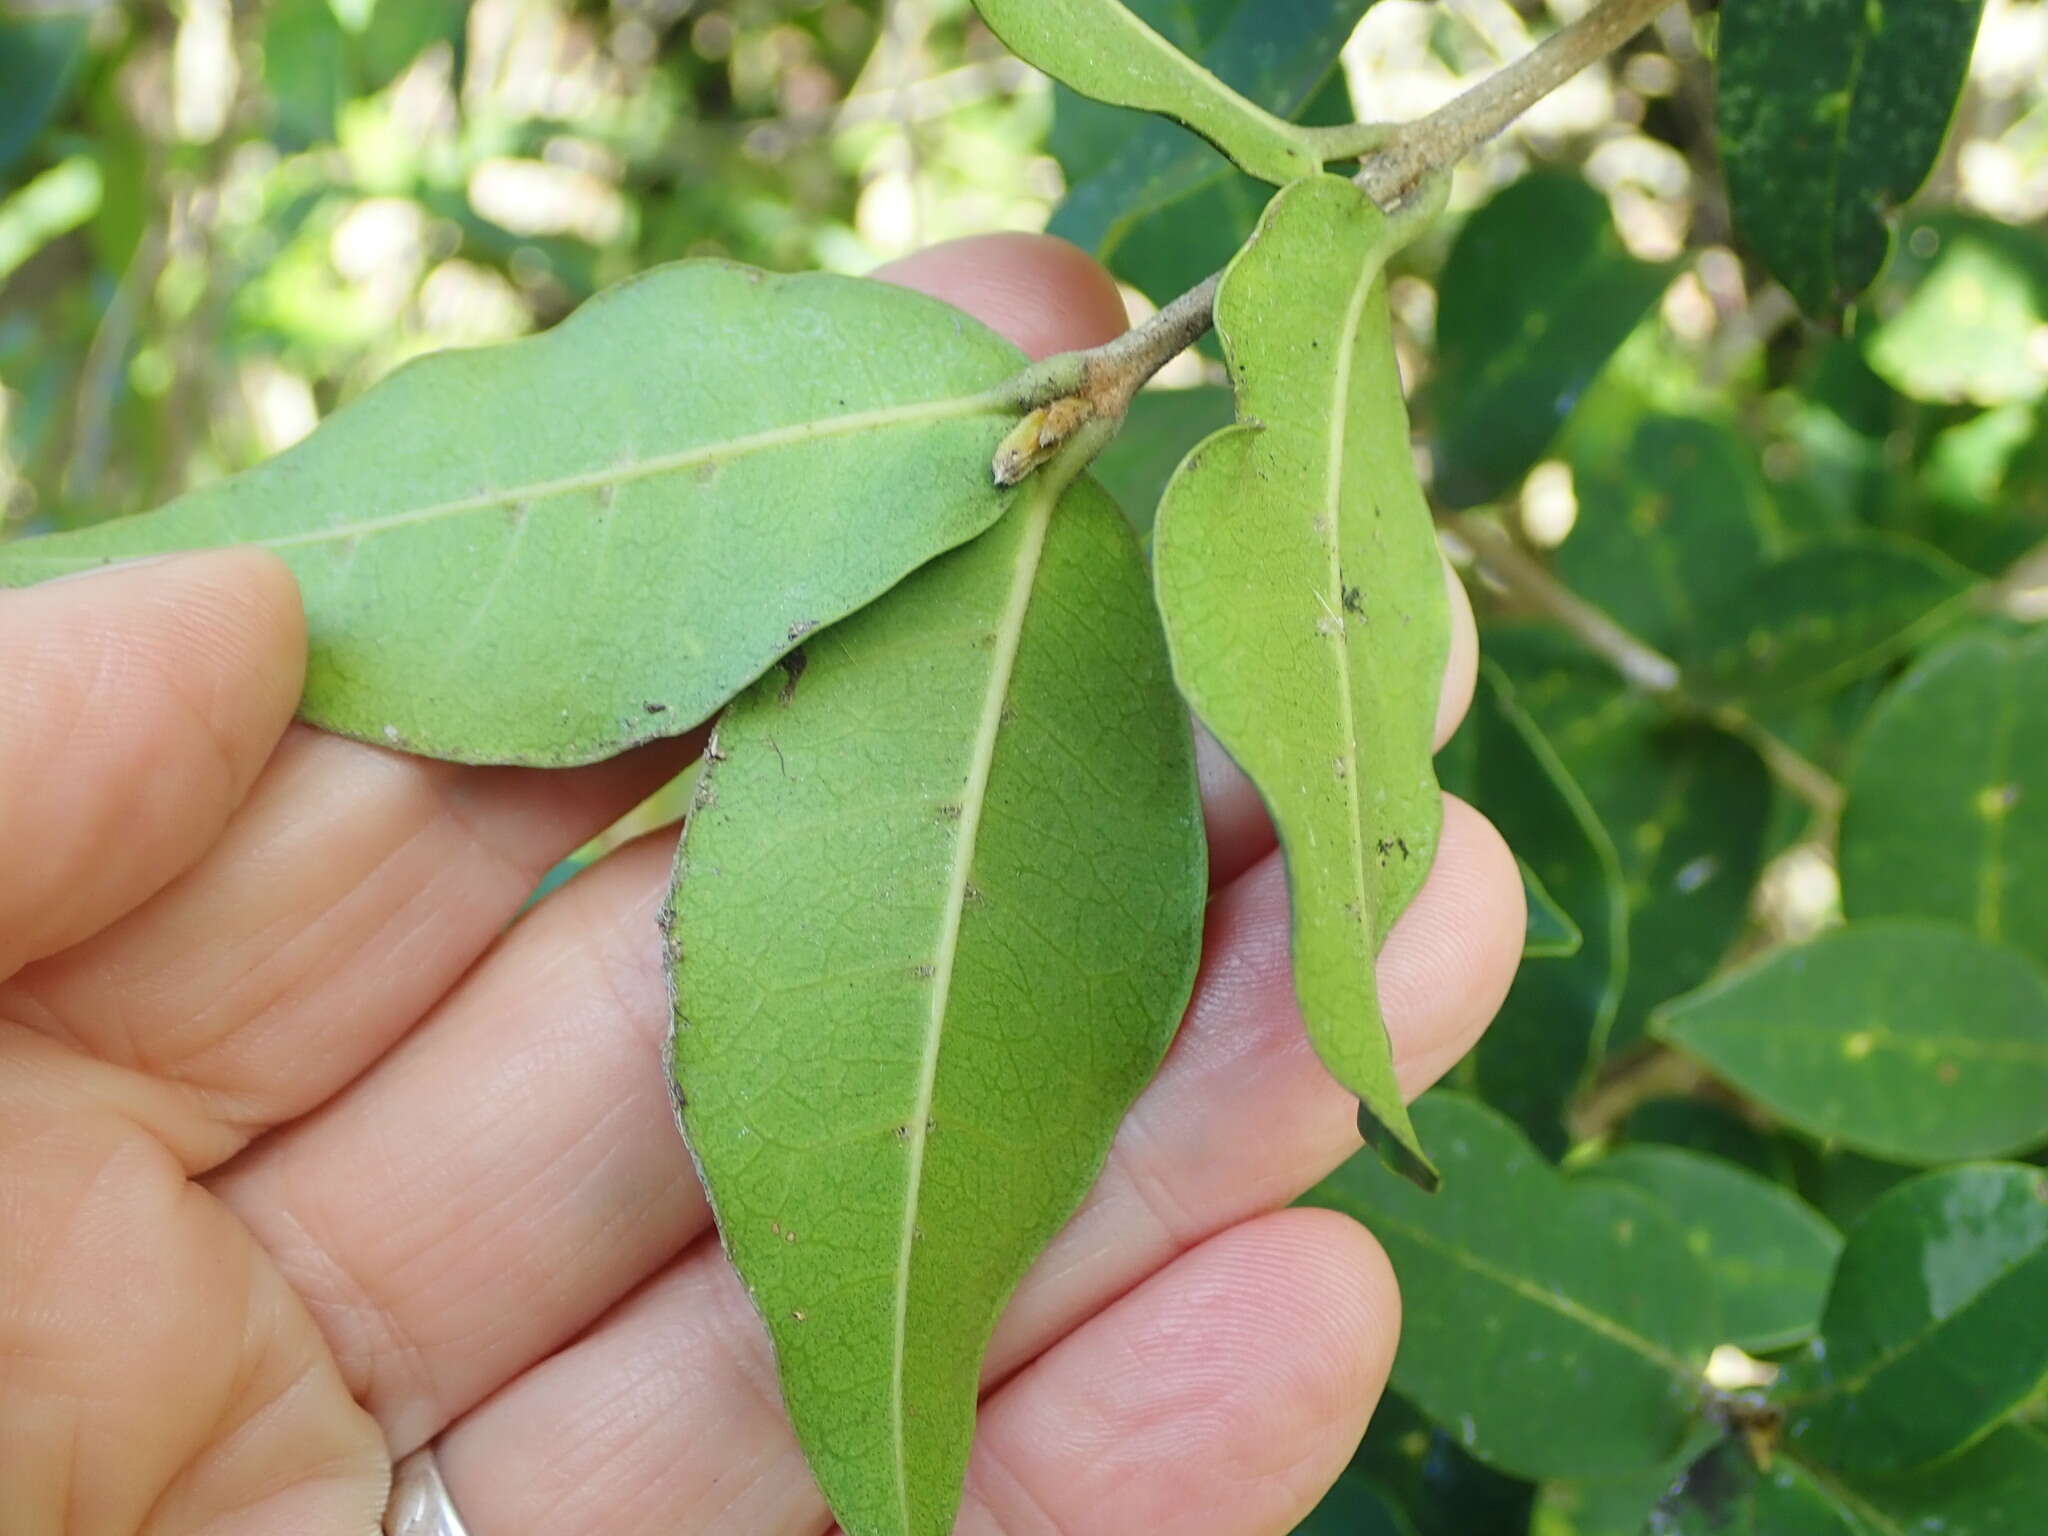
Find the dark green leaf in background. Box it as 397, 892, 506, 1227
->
1436, 660, 1627, 1154
1580, 1145, 1841, 1353
1775, 1164, 2048, 1473
1303, 1094, 1717, 1482
1310, 1393, 1537, 1536
1428, 174, 1674, 509
0, 263, 1034, 766
1717, 0, 1988, 322
1154, 174, 1450, 1180
1842, 629, 2048, 970
1833, 1424, 2048, 1534
669, 475, 1205, 1536
1914, 403, 2048, 576
1865, 215, 2048, 406
1089, 385, 1236, 537
1647, 1442, 1862, 1536
1556, 415, 1780, 658
0, 9, 89, 183
1656, 922, 2048, 1164
1048, 1, 1367, 308
1621, 1096, 1794, 1183
1679, 536, 1973, 709
1488, 631, 1768, 1061
1521, 860, 1584, 960
1292, 1474, 1418, 1536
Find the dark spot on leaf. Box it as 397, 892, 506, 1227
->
912, 963, 936, 979
1342, 585, 1364, 615
787, 619, 817, 644
643, 701, 669, 715
777, 648, 808, 705
695, 461, 720, 486
935, 802, 963, 822
962, 881, 983, 906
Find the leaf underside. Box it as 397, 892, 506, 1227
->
667, 475, 1206, 1536
973, 0, 1322, 187
0, 261, 1030, 766
1153, 173, 1450, 1184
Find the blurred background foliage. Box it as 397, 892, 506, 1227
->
6, 1, 2048, 1530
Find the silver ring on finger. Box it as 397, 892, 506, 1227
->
383, 1445, 473, 1536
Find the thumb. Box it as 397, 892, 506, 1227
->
873, 232, 1129, 359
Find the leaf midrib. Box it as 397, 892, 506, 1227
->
1322, 241, 1378, 949
1681, 1016, 2048, 1066
1370, 1205, 1703, 1385
888, 473, 1058, 1530
1, 388, 1013, 565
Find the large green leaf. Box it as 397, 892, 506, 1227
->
1154, 173, 1449, 1181
1654, 923, 2048, 1165
1679, 537, 1974, 709
0, 262, 1033, 767
1648, 1442, 1862, 1536
1830, 1423, 2048, 1534
1581, 1145, 1841, 1354
1293, 1475, 1417, 1536
1488, 630, 1768, 1062
667, 473, 1206, 1536
1842, 630, 2048, 971
1428, 174, 1675, 510
1302, 1094, 1717, 1481
1774, 1165, 2048, 1473
1716, 0, 1988, 322
1048, 4, 1364, 309
973, 0, 1324, 185
0, 11, 89, 182
1865, 215, 2048, 406
1556, 415, 1779, 657
1437, 660, 1627, 1154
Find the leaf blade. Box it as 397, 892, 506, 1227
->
0, 262, 1031, 766
1302, 1093, 1718, 1482
669, 476, 1205, 1536
1153, 173, 1450, 1180
1717, 0, 1988, 322
1653, 922, 2048, 1164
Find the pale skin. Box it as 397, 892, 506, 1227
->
0, 235, 1525, 1536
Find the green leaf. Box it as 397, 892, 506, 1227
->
1556, 415, 1780, 658
972, 0, 1325, 185
1622, 1096, 1793, 1182
1048, 4, 1364, 308
1865, 215, 2048, 406
1521, 860, 1583, 960
0, 11, 89, 182
1153, 173, 1450, 1182
1429, 174, 1675, 510
1842, 630, 2048, 972
1654, 922, 2048, 1165
668, 474, 1205, 1536
1437, 660, 1627, 1154
0, 262, 1033, 767
1302, 1093, 1717, 1482
1716, 0, 1988, 322
1679, 536, 1973, 709
1831, 1423, 2048, 1534
1651, 1442, 1862, 1536
1330, 1393, 1537, 1536
1775, 1164, 2048, 1473
1488, 631, 1768, 1061
1294, 1475, 1418, 1536
1089, 385, 1236, 538
1581, 1145, 1842, 1353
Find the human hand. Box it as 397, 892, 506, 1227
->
0, 237, 1523, 1536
